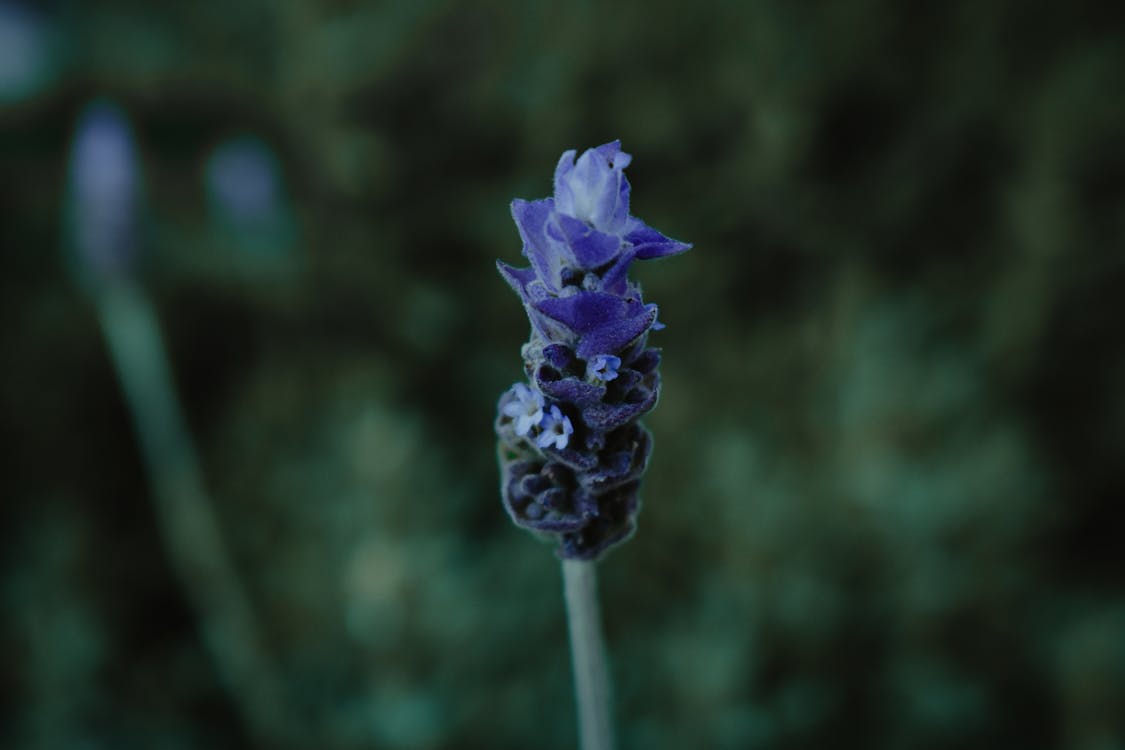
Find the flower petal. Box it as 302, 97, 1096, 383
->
533, 291, 637, 334
553, 143, 631, 234
552, 149, 578, 212
575, 304, 658, 360
498, 262, 574, 341
541, 343, 576, 371
511, 198, 566, 288
597, 247, 637, 295
581, 386, 658, 431
537, 370, 606, 407
496, 261, 537, 303
554, 213, 621, 269
593, 140, 632, 232
624, 217, 692, 260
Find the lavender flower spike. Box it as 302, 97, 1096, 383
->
495, 141, 691, 560
66, 99, 141, 282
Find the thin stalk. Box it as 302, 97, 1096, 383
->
562, 558, 615, 750
95, 281, 290, 747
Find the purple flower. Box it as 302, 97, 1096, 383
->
586, 354, 621, 383
553, 142, 632, 235
206, 135, 282, 227
495, 141, 690, 560
503, 140, 690, 296
536, 405, 574, 451
67, 100, 140, 280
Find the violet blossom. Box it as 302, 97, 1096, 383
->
495, 141, 690, 560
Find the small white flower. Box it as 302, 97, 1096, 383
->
501, 383, 545, 436
536, 405, 574, 451
586, 353, 621, 383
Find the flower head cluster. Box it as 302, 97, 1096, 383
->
495, 141, 690, 560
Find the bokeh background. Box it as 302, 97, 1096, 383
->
3, 1, 1124, 748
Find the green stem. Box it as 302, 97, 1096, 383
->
95, 281, 290, 747
562, 559, 615, 750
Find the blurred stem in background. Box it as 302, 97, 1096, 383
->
563, 560, 615, 750
66, 100, 292, 748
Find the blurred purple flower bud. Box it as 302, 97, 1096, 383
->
67, 100, 140, 281
205, 135, 282, 229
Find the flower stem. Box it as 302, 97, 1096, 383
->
562, 559, 615, 750
95, 281, 291, 747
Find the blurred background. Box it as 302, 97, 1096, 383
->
2, 1, 1124, 748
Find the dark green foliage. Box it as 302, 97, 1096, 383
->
2, 1, 1123, 748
